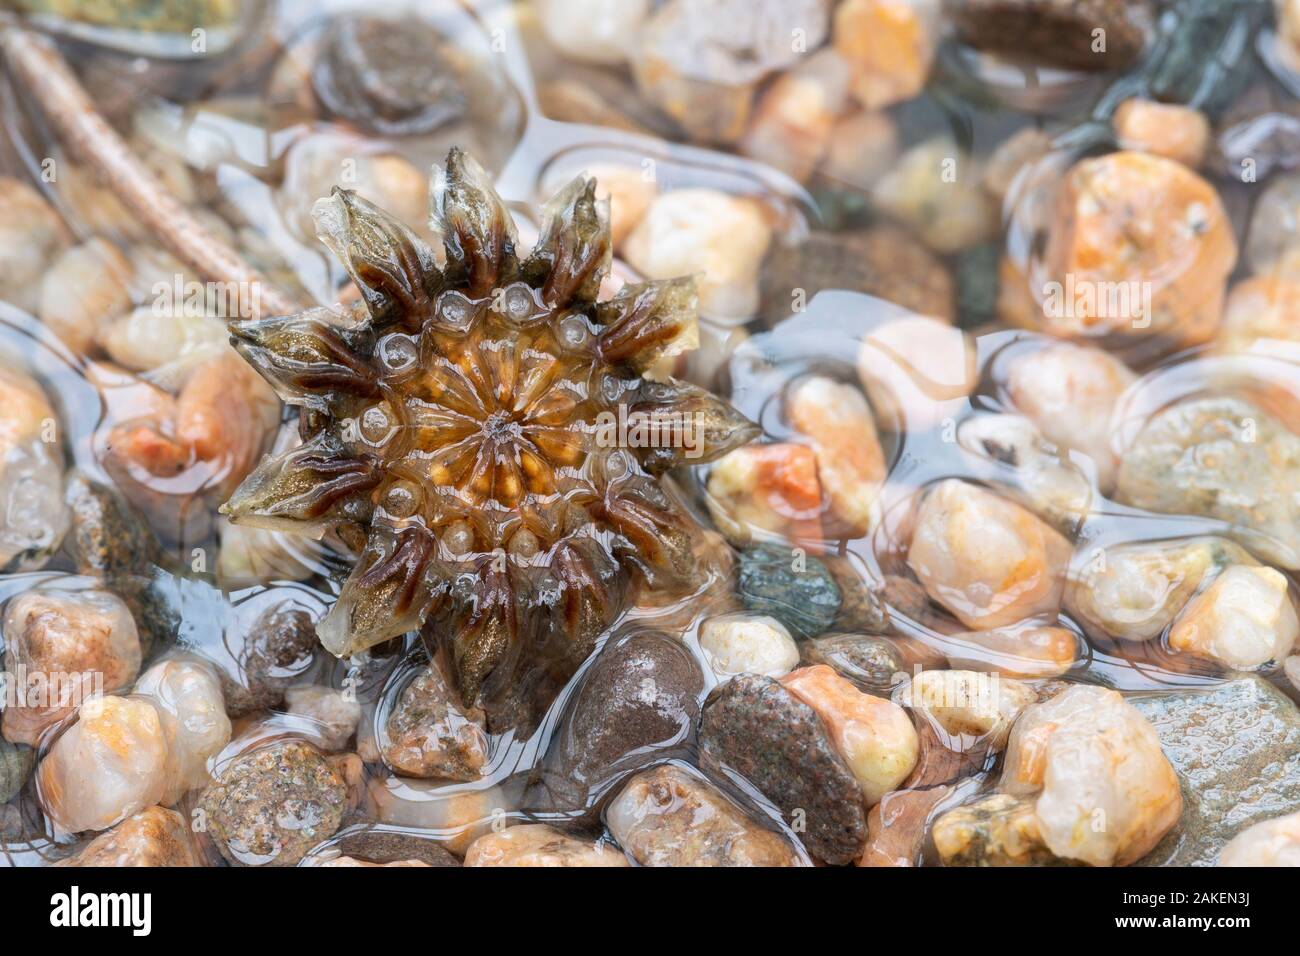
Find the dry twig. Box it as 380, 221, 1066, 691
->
1, 26, 303, 319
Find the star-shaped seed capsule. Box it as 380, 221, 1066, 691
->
223, 149, 758, 731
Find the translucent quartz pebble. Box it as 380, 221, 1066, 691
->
907, 479, 1071, 630
698, 613, 800, 678
1003, 342, 1136, 494
37, 695, 168, 834
1000, 685, 1181, 866
902, 669, 1037, 749
54, 805, 198, 867
133, 658, 232, 805
1167, 565, 1299, 670
623, 189, 772, 323
1065, 536, 1249, 643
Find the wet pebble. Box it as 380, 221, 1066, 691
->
623, 189, 772, 322
630, 0, 830, 144
1116, 396, 1300, 569
0, 739, 33, 804
0, 177, 67, 314
1244, 170, 1300, 277
1215, 275, 1300, 356
1167, 564, 1298, 670
699, 673, 867, 865
279, 131, 430, 240
607, 764, 800, 866
956, 413, 1093, 531
907, 479, 1072, 630
761, 226, 954, 327
0, 362, 69, 572
535, 0, 648, 64
903, 669, 1037, 749
933, 792, 1061, 866
55, 805, 197, 867
464, 824, 629, 867
782, 664, 918, 804
698, 613, 800, 678
1065, 536, 1248, 642
1000, 684, 1182, 866
1131, 677, 1300, 865
740, 49, 851, 183
38, 238, 134, 356
871, 136, 999, 253
737, 544, 842, 639
1, 586, 141, 746
856, 315, 977, 430
948, 0, 1151, 72
1016, 151, 1236, 350
382, 663, 489, 781
819, 109, 899, 196
199, 739, 349, 867
945, 623, 1080, 678
64, 471, 176, 655
285, 685, 361, 752
328, 825, 461, 867
833, 0, 940, 109
786, 375, 886, 535
800, 633, 906, 695
1004, 342, 1136, 493
216, 603, 317, 717
309, 14, 474, 137
544, 630, 702, 809
706, 443, 824, 544
97, 305, 228, 379
1113, 97, 1210, 168
38, 695, 168, 834
133, 658, 232, 805
1219, 811, 1300, 866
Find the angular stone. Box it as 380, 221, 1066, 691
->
699, 673, 866, 864
1130, 677, 1300, 866
382, 663, 488, 781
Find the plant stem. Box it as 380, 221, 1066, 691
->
1, 26, 304, 319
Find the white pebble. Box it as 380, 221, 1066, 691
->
535, 0, 649, 65
1220, 811, 1300, 866
1168, 565, 1299, 670
622, 189, 771, 323
1001, 685, 1182, 867
698, 613, 799, 677
133, 658, 232, 805
39, 238, 134, 356
37, 695, 168, 833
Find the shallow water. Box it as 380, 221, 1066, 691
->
2, 0, 1299, 866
